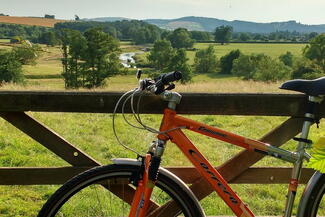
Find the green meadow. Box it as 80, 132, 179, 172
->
1, 42, 323, 217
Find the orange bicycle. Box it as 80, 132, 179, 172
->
38, 71, 325, 217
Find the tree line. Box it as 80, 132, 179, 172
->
144, 34, 325, 83
0, 21, 319, 48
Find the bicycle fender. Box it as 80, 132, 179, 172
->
297, 171, 325, 217
112, 158, 206, 216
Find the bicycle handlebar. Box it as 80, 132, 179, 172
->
140, 71, 182, 95
154, 71, 182, 85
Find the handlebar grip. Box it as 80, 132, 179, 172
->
158, 71, 182, 85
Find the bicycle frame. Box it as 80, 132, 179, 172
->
127, 92, 321, 217
155, 108, 303, 217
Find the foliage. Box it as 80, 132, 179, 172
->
167, 28, 194, 49
214, 25, 233, 45
0, 49, 24, 84
38, 31, 60, 46
308, 137, 325, 173
147, 40, 192, 83
147, 39, 175, 70
232, 53, 291, 81
190, 31, 212, 41
219, 49, 241, 74
291, 57, 324, 79
44, 14, 55, 19
55, 20, 162, 44
166, 48, 193, 83
0, 23, 49, 42
60, 28, 122, 88
12, 43, 41, 65
303, 34, 325, 72
193, 45, 218, 74
279, 51, 294, 67
239, 33, 251, 41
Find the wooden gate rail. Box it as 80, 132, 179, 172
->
0, 91, 324, 214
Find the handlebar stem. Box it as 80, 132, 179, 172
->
161, 91, 182, 110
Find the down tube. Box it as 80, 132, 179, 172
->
168, 129, 255, 217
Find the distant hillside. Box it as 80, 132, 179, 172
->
83, 17, 131, 22
144, 16, 325, 33
0, 16, 68, 27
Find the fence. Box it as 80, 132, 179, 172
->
0, 91, 322, 214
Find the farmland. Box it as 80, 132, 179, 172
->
0, 16, 68, 27
1, 41, 323, 216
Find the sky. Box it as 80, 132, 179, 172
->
1, 0, 325, 24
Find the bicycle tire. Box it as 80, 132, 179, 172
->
38, 164, 205, 217
297, 171, 325, 217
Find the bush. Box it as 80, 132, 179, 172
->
232, 53, 291, 82
291, 57, 324, 79
193, 45, 218, 74
219, 49, 241, 74
279, 51, 294, 67
0, 50, 24, 84
12, 43, 41, 65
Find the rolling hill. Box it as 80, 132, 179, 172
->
85, 16, 325, 33
144, 16, 325, 33
0, 16, 68, 27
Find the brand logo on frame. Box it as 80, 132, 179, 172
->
189, 149, 238, 204
198, 126, 226, 137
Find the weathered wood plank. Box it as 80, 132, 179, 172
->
0, 91, 320, 116
0, 167, 314, 185
0, 112, 100, 166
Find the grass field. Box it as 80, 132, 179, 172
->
0, 42, 323, 216
0, 16, 68, 27
136, 42, 306, 65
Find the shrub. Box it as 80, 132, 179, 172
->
279, 51, 294, 67
232, 53, 291, 82
291, 57, 324, 79
0, 50, 24, 84
193, 45, 218, 74
12, 43, 41, 65
219, 49, 241, 74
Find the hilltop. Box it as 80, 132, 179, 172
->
86, 16, 325, 33
0, 16, 68, 27
145, 16, 325, 33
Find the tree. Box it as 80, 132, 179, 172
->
147, 40, 192, 83
83, 28, 120, 87
214, 25, 233, 45
44, 14, 55, 19
60, 28, 122, 88
38, 31, 59, 46
190, 31, 212, 41
167, 28, 194, 49
12, 43, 41, 65
219, 49, 241, 74
279, 51, 294, 67
193, 45, 218, 74
232, 53, 291, 81
167, 48, 192, 83
75, 15, 80, 21
148, 39, 175, 70
303, 34, 325, 72
239, 33, 251, 42
0, 50, 24, 84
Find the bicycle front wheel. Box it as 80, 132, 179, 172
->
38, 164, 204, 217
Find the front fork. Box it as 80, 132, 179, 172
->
128, 140, 166, 217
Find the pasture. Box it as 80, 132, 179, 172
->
0, 41, 322, 216
135, 42, 306, 65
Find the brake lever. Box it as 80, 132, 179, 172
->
165, 83, 175, 91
